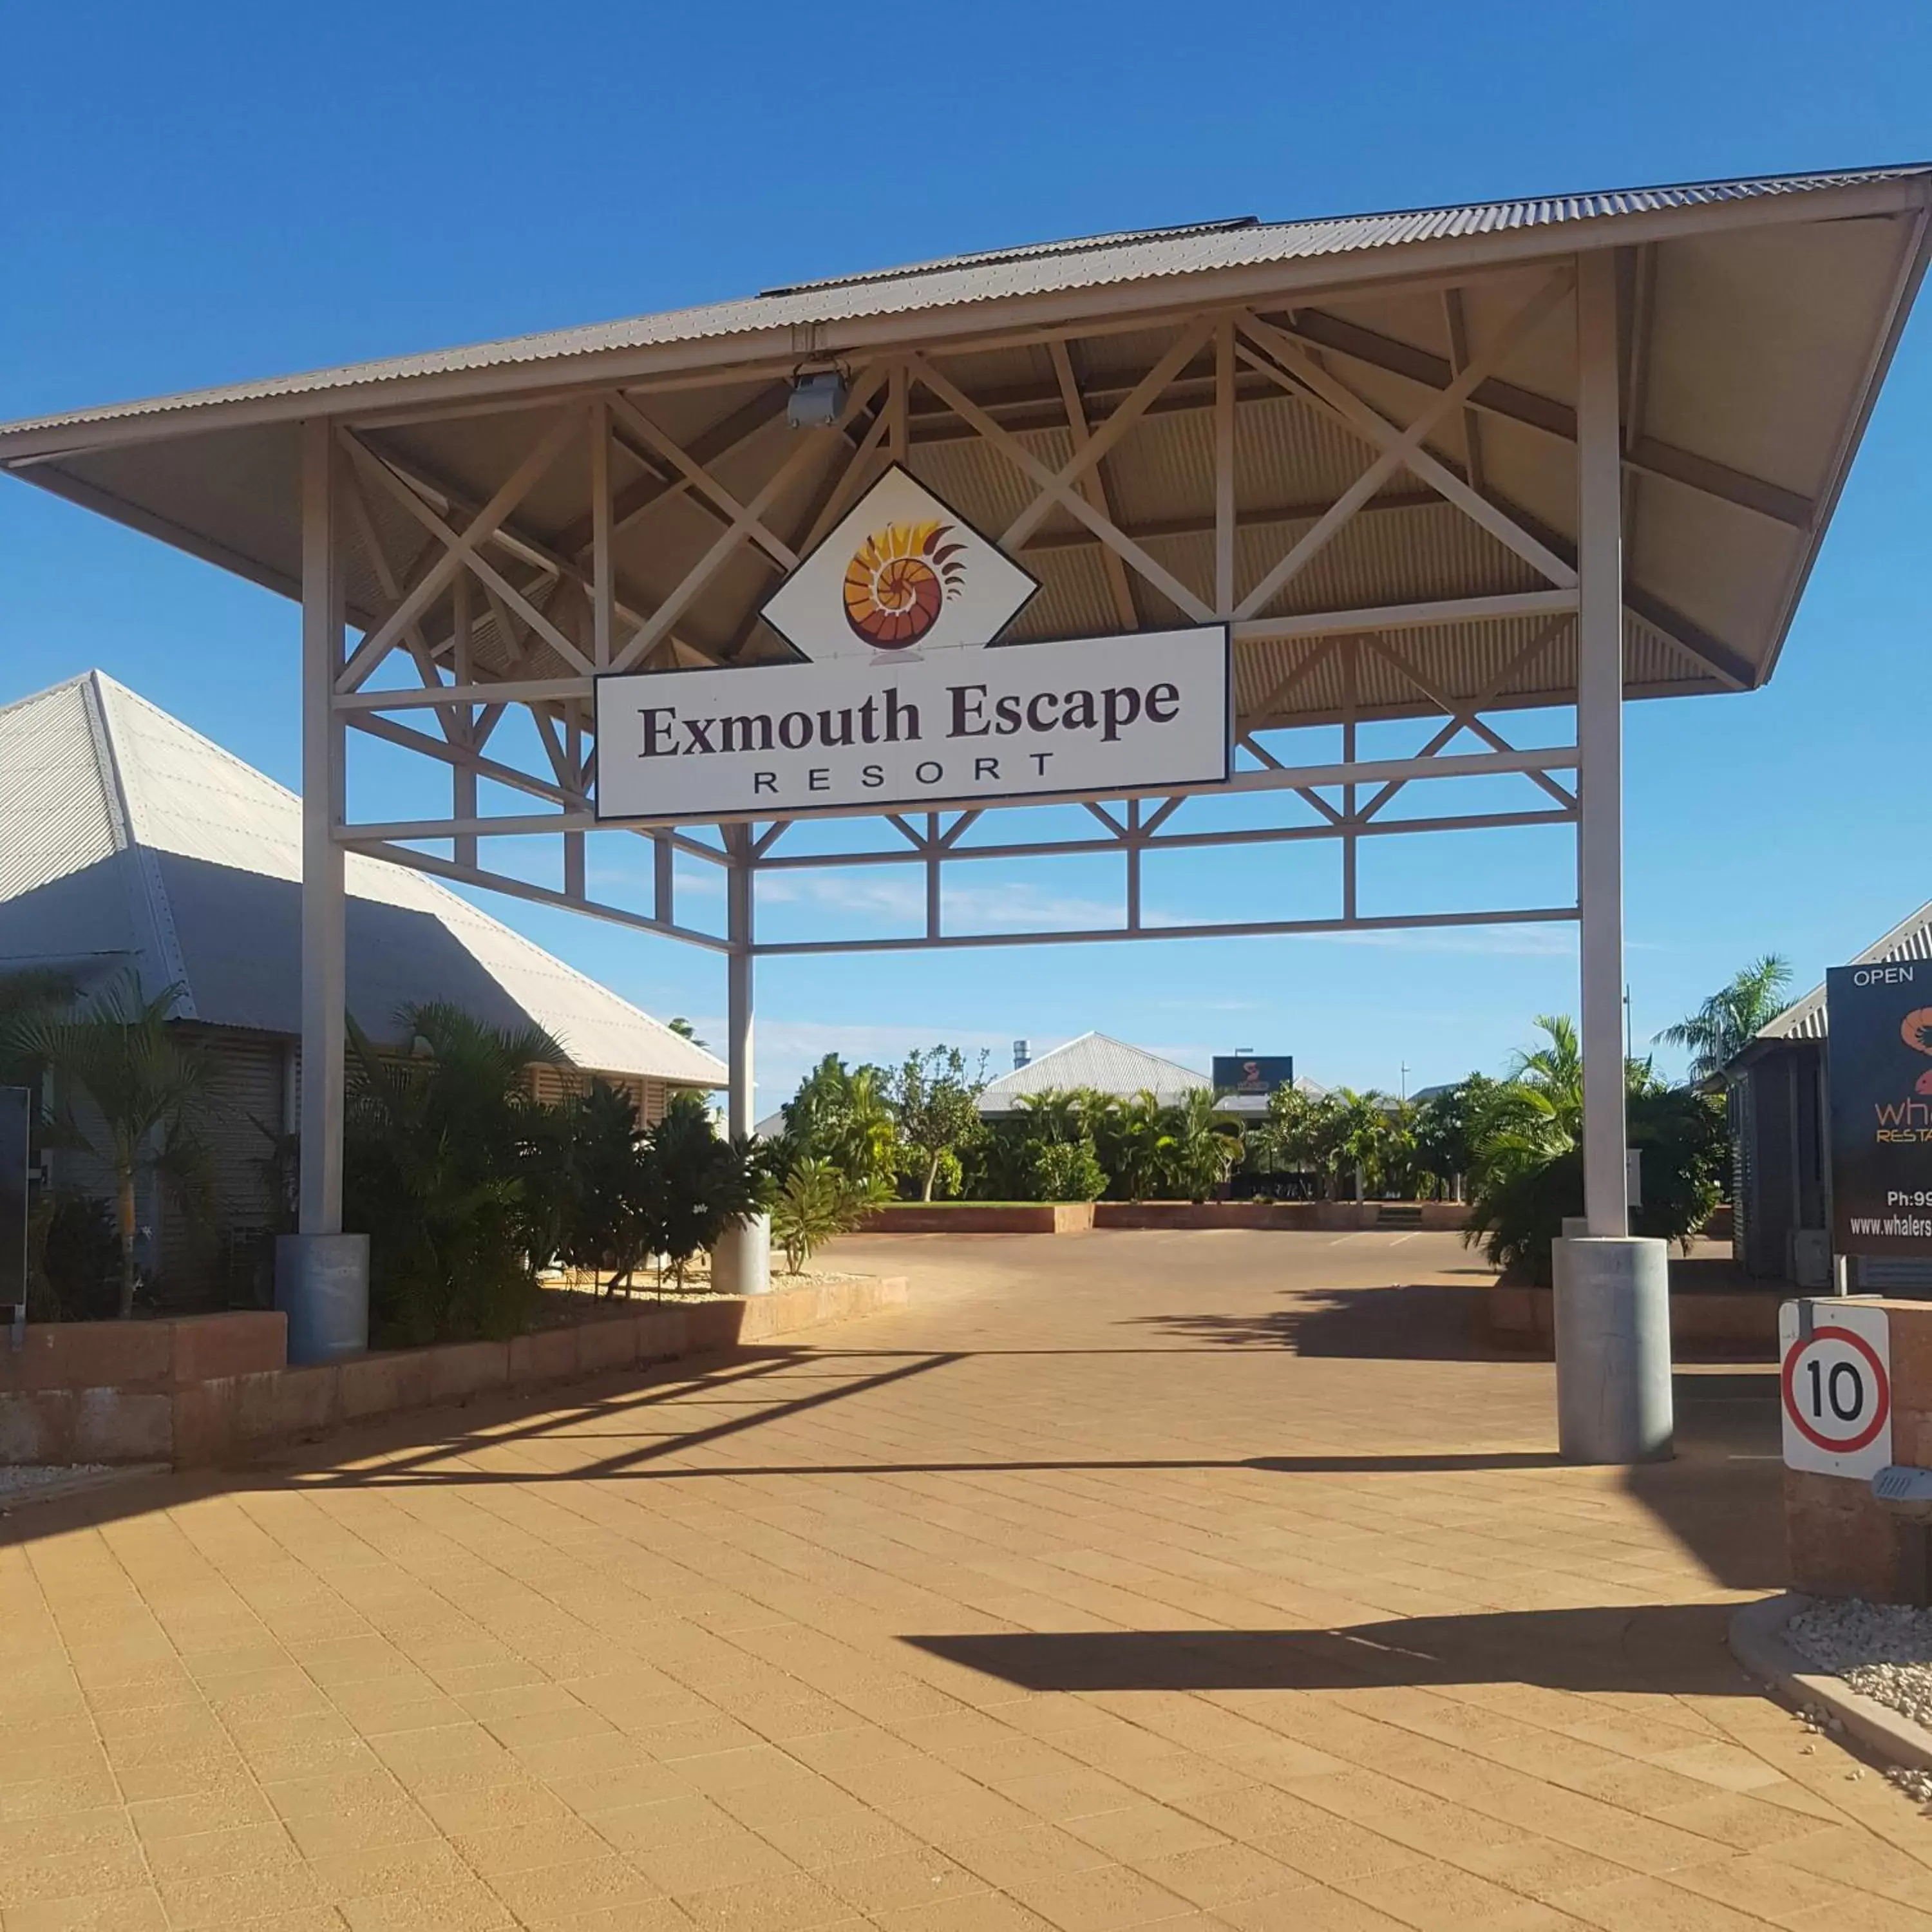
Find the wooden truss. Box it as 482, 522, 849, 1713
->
316, 254, 1763, 956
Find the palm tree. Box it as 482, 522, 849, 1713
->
1654, 956, 1792, 1083
1096, 1089, 1171, 1201
10, 975, 213, 1318
1015, 1089, 1088, 1144
0, 968, 77, 1061
1162, 1089, 1243, 1202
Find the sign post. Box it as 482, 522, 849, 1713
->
0, 1086, 29, 1345
1780, 1299, 1892, 1479
1826, 962, 1932, 1270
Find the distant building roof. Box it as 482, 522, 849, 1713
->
980, 1032, 1208, 1112
0, 672, 726, 1087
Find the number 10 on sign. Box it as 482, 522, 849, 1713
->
1779, 1301, 1892, 1479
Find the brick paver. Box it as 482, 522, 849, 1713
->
2, 1229, 1926, 1930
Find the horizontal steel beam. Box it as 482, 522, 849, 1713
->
1233, 587, 1575, 645
750, 805, 1577, 869
752, 904, 1577, 956
336, 677, 592, 711
342, 746, 1578, 843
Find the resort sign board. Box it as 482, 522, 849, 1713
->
594, 466, 1231, 822
1827, 962, 1932, 1257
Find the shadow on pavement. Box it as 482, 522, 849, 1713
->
904, 1598, 1746, 1696
1618, 1365, 1784, 1591
1124, 1282, 1506, 1359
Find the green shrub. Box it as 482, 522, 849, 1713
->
649, 1092, 765, 1289
1027, 1135, 1106, 1202
771, 1156, 880, 1274
344, 1003, 563, 1345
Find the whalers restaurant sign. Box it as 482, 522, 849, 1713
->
594, 466, 1231, 821
1828, 961, 1932, 1258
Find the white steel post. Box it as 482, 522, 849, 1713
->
1554, 251, 1671, 1464
715, 826, 770, 1293
299, 419, 346, 1235
1577, 252, 1629, 1240
280, 419, 370, 1361
726, 827, 755, 1139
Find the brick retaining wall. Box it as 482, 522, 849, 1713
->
858, 1202, 1470, 1235
0, 1278, 908, 1470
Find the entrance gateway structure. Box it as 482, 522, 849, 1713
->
2, 169, 1925, 1456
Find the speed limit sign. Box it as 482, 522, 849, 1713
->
1779, 1302, 1892, 1479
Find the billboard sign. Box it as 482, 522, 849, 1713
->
1827, 961, 1932, 1256
594, 467, 1231, 823
1212, 1055, 1294, 1097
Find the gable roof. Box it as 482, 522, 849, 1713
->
0, 672, 726, 1087
978, 1032, 1209, 1110
1751, 897, 1932, 1049
0, 166, 1924, 739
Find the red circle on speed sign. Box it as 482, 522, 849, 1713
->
1781, 1326, 1891, 1454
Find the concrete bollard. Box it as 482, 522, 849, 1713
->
712, 1214, 772, 1297
1553, 1234, 1673, 1463
275, 1233, 370, 1363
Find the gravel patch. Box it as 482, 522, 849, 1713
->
0, 1464, 117, 1508
1787, 1596, 1932, 1802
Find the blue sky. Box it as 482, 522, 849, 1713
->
3, 3, 1927, 1112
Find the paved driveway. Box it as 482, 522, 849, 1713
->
3, 1231, 1927, 1930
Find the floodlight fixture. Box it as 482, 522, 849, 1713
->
786, 368, 847, 429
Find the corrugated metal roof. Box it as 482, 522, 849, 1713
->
2, 167, 1922, 445
758, 218, 1263, 296
1757, 898, 1932, 1045
0, 672, 726, 1087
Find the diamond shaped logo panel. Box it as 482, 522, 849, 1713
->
760, 464, 1039, 664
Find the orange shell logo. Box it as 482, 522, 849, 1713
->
1904, 1008, 1932, 1056
842, 520, 965, 649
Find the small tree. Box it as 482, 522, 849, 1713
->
11, 976, 214, 1318
887, 1046, 988, 1202
1410, 1075, 1496, 1201
779, 1055, 901, 1195
771, 1156, 879, 1273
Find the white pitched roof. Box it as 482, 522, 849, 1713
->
0, 672, 725, 1087
1754, 898, 1932, 1048
979, 1032, 1209, 1111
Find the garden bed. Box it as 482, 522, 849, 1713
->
848, 1200, 1472, 1236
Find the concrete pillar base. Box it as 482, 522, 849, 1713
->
275, 1233, 370, 1364
1554, 1235, 1673, 1464
713, 1215, 772, 1298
